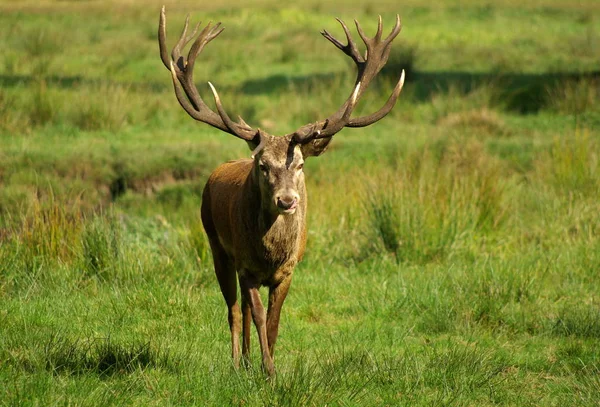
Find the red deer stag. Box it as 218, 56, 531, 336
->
158, 6, 404, 376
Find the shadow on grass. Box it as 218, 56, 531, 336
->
2, 69, 598, 115
551, 306, 600, 339
0, 74, 165, 93
409, 70, 600, 114
240, 69, 600, 114
42, 335, 180, 376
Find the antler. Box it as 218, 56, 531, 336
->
158, 6, 257, 141
290, 16, 405, 144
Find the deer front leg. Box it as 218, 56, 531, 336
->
266, 274, 292, 359
239, 274, 274, 376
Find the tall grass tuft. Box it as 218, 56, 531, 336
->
264, 351, 375, 406
81, 213, 121, 281
364, 186, 400, 256
546, 77, 599, 115
29, 79, 57, 128
20, 27, 64, 78
69, 82, 131, 132
187, 217, 211, 269
431, 81, 502, 123
437, 108, 508, 137
0, 88, 20, 132
363, 139, 508, 264
536, 129, 598, 196
18, 199, 85, 266
551, 305, 600, 339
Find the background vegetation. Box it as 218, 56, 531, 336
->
1, 0, 599, 405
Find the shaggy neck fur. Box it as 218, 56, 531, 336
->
247, 165, 306, 269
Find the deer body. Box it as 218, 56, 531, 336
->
200, 138, 309, 374
159, 7, 404, 375
201, 157, 307, 282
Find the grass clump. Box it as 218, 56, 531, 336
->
438, 108, 508, 136
364, 139, 508, 264
0, 88, 20, 132
81, 213, 122, 281
29, 79, 58, 128
17, 200, 85, 265
551, 305, 600, 339
546, 77, 599, 116
535, 129, 598, 196
430, 81, 503, 123
186, 216, 211, 269
68, 82, 132, 132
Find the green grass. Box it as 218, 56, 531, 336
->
1, 0, 600, 405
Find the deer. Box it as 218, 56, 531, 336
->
158, 6, 405, 376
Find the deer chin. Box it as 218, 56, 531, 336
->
279, 207, 297, 215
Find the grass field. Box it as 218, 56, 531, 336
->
1, 0, 599, 405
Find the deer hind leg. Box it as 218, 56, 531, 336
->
240, 287, 252, 365
239, 274, 274, 376
209, 241, 241, 368
266, 274, 292, 359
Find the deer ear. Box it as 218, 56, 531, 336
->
246, 138, 259, 152
299, 137, 333, 158
247, 132, 265, 158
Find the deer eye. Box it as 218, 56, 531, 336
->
297, 163, 304, 171
259, 163, 269, 173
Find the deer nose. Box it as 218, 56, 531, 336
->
276, 196, 298, 210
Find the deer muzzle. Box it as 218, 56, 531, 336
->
276, 194, 299, 214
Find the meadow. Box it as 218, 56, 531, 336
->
0, 0, 599, 405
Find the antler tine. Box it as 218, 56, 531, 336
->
185, 20, 202, 46
158, 6, 170, 69
375, 16, 383, 42
354, 19, 369, 51
168, 61, 216, 123
309, 82, 362, 140
159, 7, 256, 141
250, 130, 267, 159
186, 22, 223, 74
321, 18, 364, 64
383, 15, 402, 48
171, 14, 191, 67
292, 81, 361, 143
348, 69, 405, 127
208, 82, 254, 138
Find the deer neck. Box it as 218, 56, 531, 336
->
244, 168, 306, 259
